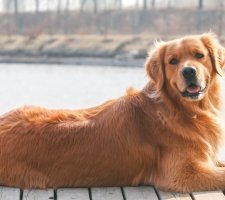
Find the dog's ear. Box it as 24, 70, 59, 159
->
201, 33, 225, 76
145, 41, 166, 91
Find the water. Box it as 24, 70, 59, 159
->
0, 63, 147, 113
0, 63, 225, 159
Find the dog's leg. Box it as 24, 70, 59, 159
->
163, 162, 225, 192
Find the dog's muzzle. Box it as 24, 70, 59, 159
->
180, 67, 205, 99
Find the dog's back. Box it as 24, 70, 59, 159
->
0, 94, 157, 188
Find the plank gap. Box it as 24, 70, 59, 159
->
190, 193, 196, 200
88, 188, 92, 200
20, 189, 23, 200
121, 187, 126, 200
54, 189, 57, 200
153, 187, 161, 200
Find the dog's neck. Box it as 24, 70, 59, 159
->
141, 79, 223, 153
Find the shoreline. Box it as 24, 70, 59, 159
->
0, 34, 223, 68
0, 56, 145, 67
0, 34, 152, 67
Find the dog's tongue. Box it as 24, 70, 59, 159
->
187, 85, 201, 94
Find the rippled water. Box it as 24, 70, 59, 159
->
0, 63, 225, 159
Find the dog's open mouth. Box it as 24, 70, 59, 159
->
181, 83, 205, 98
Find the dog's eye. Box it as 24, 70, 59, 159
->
195, 53, 204, 59
169, 58, 179, 65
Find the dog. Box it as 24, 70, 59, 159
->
0, 33, 224, 192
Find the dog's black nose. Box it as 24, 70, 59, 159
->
182, 67, 196, 79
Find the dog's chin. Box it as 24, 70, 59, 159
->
179, 83, 206, 101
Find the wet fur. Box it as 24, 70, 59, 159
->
0, 33, 225, 192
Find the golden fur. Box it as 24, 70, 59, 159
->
0, 33, 225, 192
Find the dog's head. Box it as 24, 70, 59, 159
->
145, 33, 225, 102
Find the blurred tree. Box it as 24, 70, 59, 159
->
35, 0, 39, 14
13, 0, 18, 15
115, 0, 122, 9
2, 0, 13, 12
47, 0, 54, 35
136, 0, 140, 8
80, 0, 87, 12
93, 0, 98, 13
198, 0, 203, 9
218, 0, 224, 36
79, 0, 100, 13
143, 0, 147, 9
151, 0, 155, 8
65, 0, 70, 34
2, 0, 14, 38
65, 0, 70, 12
57, 0, 61, 15
5, 0, 24, 13
167, 0, 171, 8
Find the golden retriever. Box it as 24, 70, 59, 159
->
0, 33, 224, 192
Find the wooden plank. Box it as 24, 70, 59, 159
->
91, 187, 123, 200
123, 186, 158, 200
23, 189, 54, 200
57, 188, 90, 200
157, 189, 192, 200
192, 191, 225, 200
0, 187, 20, 200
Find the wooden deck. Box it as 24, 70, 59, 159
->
1, 186, 225, 200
